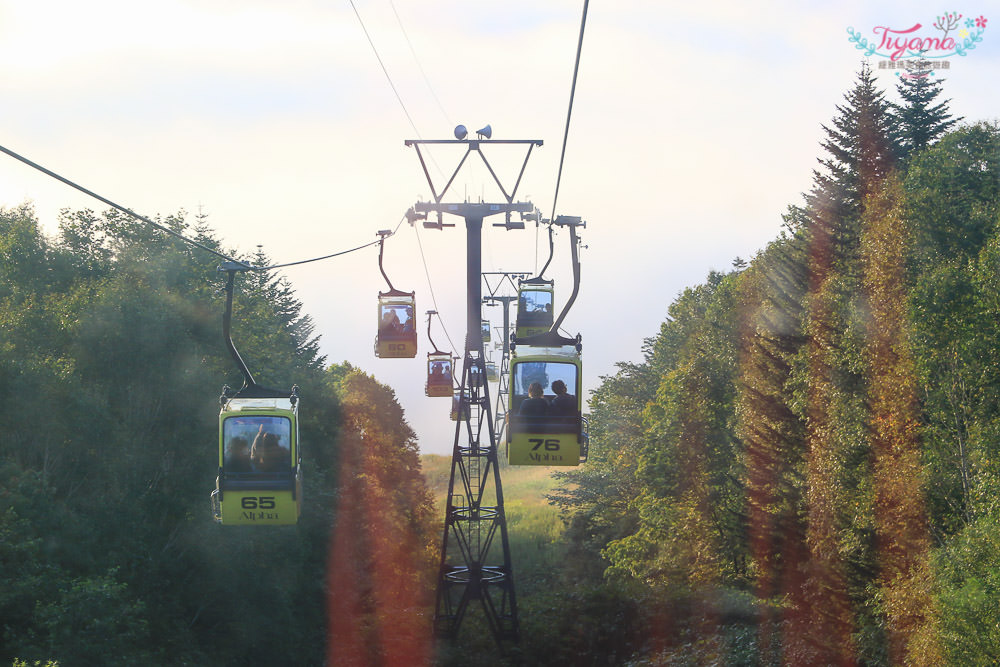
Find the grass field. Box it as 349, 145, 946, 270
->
420, 454, 570, 581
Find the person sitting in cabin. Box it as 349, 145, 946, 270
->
251, 425, 288, 473
224, 436, 253, 473
549, 379, 576, 417
380, 307, 401, 335
518, 382, 549, 417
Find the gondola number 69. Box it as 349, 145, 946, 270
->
529, 438, 560, 451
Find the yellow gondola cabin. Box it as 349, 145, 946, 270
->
212, 390, 302, 525
375, 291, 417, 358
515, 277, 554, 339
507, 344, 584, 466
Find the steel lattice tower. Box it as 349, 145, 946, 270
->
405, 133, 542, 647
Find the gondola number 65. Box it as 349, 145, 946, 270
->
242, 497, 276, 509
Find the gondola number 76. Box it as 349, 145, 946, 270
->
529, 438, 560, 451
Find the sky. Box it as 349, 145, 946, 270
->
1, 1, 997, 455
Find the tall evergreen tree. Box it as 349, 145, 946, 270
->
893, 65, 961, 160
796, 62, 899, 662
813, 62, 899, 227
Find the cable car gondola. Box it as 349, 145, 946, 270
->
374, 230, 417, 358
450, 390, 470, 422
515, 276, 554, 339
482, 319, 491, 343
486, 359, 499, 382
425, 310, 454, 397
507, 215, 588, 466
506, 333, 584, 466
426, 352, 454, 397
211, 264, 303, 525
215, 387, 302, 525
468, 362, 484, 389
516, 223, 557, 339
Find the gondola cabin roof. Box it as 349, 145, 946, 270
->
222, 397, 296, 412
512, 344, 580, 361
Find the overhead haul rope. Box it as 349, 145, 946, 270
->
412, 222, 460, 358
0, 143, 244, 266
349, 0, 448, 181
389, 0, 452, 128
348, 0, 422, 139
549, 0, 589, 223
0, 143, 386, 271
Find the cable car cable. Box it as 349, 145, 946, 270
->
389, 0, 452, 128
1, 142, 396, 273
549, 0, 589, 223
412, 221, 460, 358
0, 143, 247, 267
259, 238, 382, 271
259, 212, 406, 272
252, 211, 406, 271
348, 0, 422, 140
348, 0, 448, 181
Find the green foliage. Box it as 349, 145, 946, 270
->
934, 510, 1000, 664
551, 66, 991, 666
893, 66, 961, 160
0, 206, 435, 665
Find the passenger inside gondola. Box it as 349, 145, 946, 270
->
224, 436, 253, 473
430, 360, 452, 383
380, 306, 401, 334
380, 304, 415, 335
518, 382, 549, 417
549, 379, 576, 416
518, 290, 554, 326
251, 426, 289, 473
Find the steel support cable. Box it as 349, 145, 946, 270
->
412, 222, 460, 358
348, 0, 422, 139
1, 142, 394, 273
0, 143, 245, 266
348, 0, 447, 180
389, 0, 452, 128
549, 0, 590, 222
265, 213, 406, 270
261, 237, 381, 270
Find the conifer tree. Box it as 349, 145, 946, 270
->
796, 62, 899, 662
893, 64, 961, 160
814, 62, 898, 226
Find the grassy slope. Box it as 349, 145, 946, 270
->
420, 454, 567, 579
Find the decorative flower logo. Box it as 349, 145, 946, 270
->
975, 15, 988, 28
959, 28, 970, 38
934, 11, 963, 35
966, 18, 975, 28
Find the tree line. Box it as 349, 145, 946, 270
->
0, 207, 437, 665
550, 64, 1000, 665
